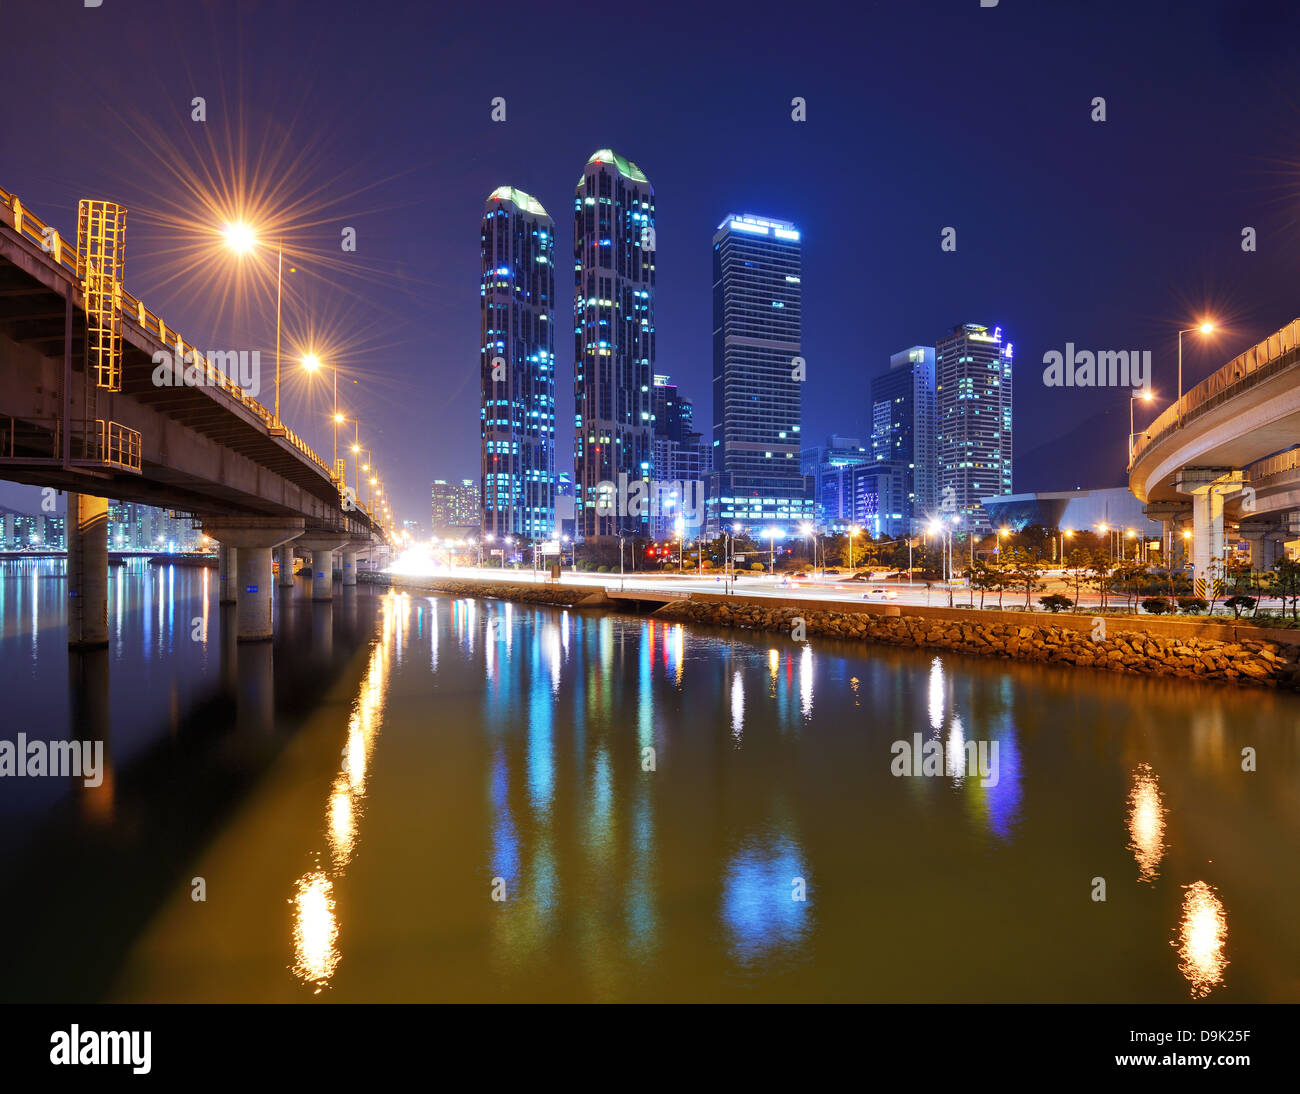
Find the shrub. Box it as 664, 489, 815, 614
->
1141, 597, 1172, 615
1177, 596, 1209, 615
1038, 594, 1073, 613
749, 563, 765, 572
596, 564, 609, 573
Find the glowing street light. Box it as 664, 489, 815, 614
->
1177, 319, 1217, 427
223, 221, 287, 427
1129, 387, 1157, 465
302, 353, 346, 474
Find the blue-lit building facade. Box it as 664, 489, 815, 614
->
480, 186, 556, 540
936, 323, 1014, 534
573, 149, 656, 542
869, 345, 937, 536
707, 214, 813, 534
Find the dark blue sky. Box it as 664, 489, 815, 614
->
4, 0, 1300, 524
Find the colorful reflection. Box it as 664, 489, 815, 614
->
721, 832, 811, 967
1173, 880, 1229, 998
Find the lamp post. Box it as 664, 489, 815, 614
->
763, 527, 780, 576
222, 224, 286, 427
1177, 320, 1216, 428
302, 353, 344, 475
848, 525, 860, 573
1129, 388, 1155, 466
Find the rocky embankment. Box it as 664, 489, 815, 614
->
655, 600, 1300, 689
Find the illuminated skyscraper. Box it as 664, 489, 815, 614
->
480, 186, 556, 539
870, 345, 937, 535
706, 214, 812, 533
935, 323, 1014, 534
573, 149, 656, 541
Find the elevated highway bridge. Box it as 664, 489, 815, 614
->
0, 186, 392, 643
1130, 318, 1300, 588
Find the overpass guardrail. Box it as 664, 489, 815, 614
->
1131, 318, 1300, 468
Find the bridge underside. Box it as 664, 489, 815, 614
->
0, 224, 377, 534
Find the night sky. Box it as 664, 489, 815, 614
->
3, 0, 1300, 524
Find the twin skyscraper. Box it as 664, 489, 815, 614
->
480, 149, 810, 546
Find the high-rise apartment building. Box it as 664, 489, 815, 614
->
935, 323, 1014, 534
431, 479, 481, 537
480, 186, 556, 539
706, 214, 812, 533
870, 346, 937, 536
573, 149, 656, 541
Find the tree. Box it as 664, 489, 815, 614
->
1177, 596, 1209, 615
1113, 560, 1147, 613
1272, 558, 1300, 621
1064, 547, 1090, 609
1039, 593, 1072, 613
1085, 551, 1115, 610
1006, 547, 1046, 609
1141, 596, 1172, 615
965, 559, 999, 609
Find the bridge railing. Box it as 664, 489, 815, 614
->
0, 186, 333, 481
1245, 447, 1300, 484
1131, 318, 1300, 467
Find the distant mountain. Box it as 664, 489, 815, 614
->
1013, 407, 1128, 495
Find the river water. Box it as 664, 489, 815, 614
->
1, 560, 1296, 1002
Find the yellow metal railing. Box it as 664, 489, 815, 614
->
0, 185, 333, 479
95, 419, 142, 472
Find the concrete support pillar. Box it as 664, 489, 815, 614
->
341, 545, 357, 586
310, 549, 335, 600
235, 546, 274, 642
1191, 490, 1225, 595
67, 492, 109, 649
1244, 534, 1274, 571
202, 519, 305, 641
277, 544, 295, 587
218, 544, 238, 604
296, 535, 349, 601
1177, 469, 1243, 597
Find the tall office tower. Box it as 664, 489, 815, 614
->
573, 149, 656, 542
869, 346, 937, 536
935, 324, 1014, 534
707, 214, 813, 534
480, 186, 556, 540
431, 479, 481, 537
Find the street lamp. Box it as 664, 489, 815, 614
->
222, 222, 286, 427
302, 353, 344, 475
762, 527, 781, 575
799, 521, 821, 577
848, 524, 860, 573
1177, 320, 1216, 427
1129, 388, 1156, 465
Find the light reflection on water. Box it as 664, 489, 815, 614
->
6, 564, 1295, 1002
263, 592, 1288, 1000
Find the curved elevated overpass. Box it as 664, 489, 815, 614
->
1129, 319, 1300, 586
